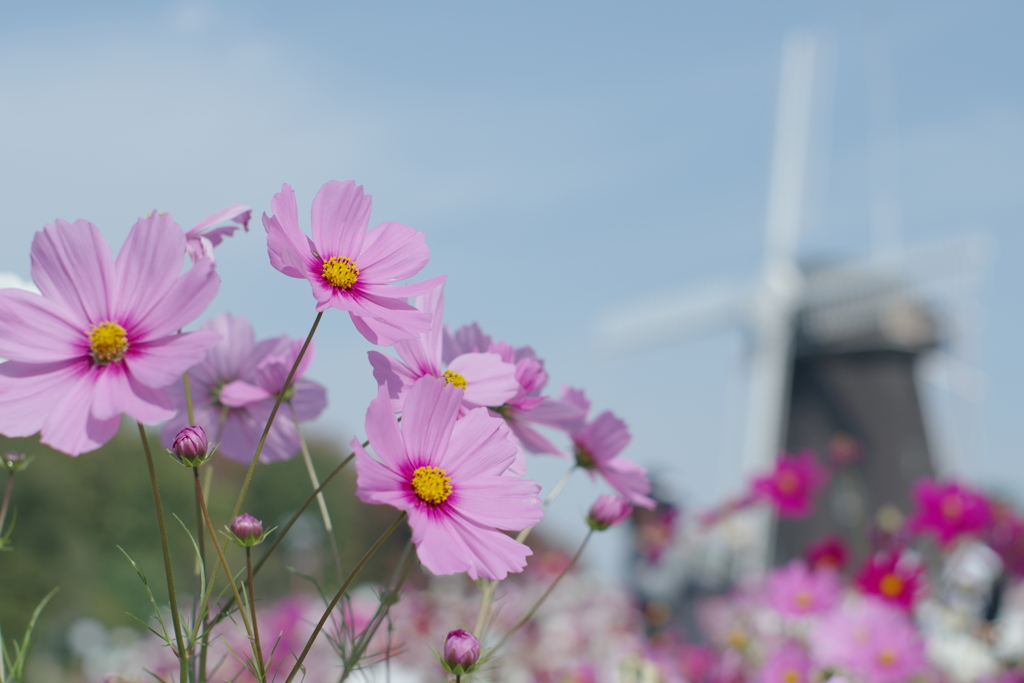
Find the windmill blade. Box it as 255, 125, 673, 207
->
595, 281, 751, 356
800, 233, 990, 308
763, 32, 819, 270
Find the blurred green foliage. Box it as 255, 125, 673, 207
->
0, 419, 409, 667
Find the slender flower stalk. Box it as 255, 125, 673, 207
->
0, 471, 14, 540
284, 511, 407, 683
182, 371, 210, 683
232, 312, 322, 518
192, 469, 255, 660
473, 464, 576, 637
205, 451, 357, 633
138, 423, 188, 683
494, 528, 594, 651
246, 547, 267, 682
293, 407, 342, 584
340, 541, 416, 680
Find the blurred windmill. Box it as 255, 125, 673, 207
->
598, 31, 988, 574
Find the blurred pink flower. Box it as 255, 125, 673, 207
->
353, 376, 543, 580
752, 451, 829, 518
854, 549, 925, 611
443, 323, 586, 456
805, 534, 849, 572
0, 215, 220, 455
263, 180, 445, 345
184, 204, 251, 263
588, 494, 633, 530
562, 387, 655, 509
765, 559, 841, 616
760, 641, 813, 683
908, 477, 993, 546
159, 313, 327, 463
368, 284, 519, 415
812, 597, 928, 683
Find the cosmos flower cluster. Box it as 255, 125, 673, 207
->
0, 179, 654, 587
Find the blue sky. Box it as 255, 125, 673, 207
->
2, 1, 1023, 575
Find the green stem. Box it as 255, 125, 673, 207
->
206, 452, 356, 631
0, 471, 14, 538
284, 511, 407, 683
183, 370, 196, 426
474, 465, 577, 637
341, 541, 415, 680
494, 529, 593, 651
232, 312, 322, 518
138, 422, 188, 682
247, 548, 266, 682
293, 406, 342, 586
193, 469, 254, 642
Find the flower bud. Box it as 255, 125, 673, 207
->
443, 629, 480, 673
2, 452, 30, 473
229, 513, 265, 546
172, 425, 209, 466
587, 494, 633, 531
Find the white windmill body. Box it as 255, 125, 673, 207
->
598, 32, 986, 575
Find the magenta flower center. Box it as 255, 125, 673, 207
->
88, 321, 129, 364
321, 256, 360, 289
411, 465, 453, 505
442, 369, 467, 390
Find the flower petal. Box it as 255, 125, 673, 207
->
310, 180, 370, 259
410, 508, 532, 581
450, 473, 542, 531
113, 212, 187, 327
357, 221, 429, 283
30, 219, 116, 327
0, 288, 85, 363
368, 350, 422, 413
219, 379, 273, 408
440, 406, 518, 479
363, 383, 411, 470
127, 256, 221, 341
400, 376, 461, 463
0, 360, 84, 439
126, 329, 222, 388
264, 184, 315, 278
448, 353, 519, 408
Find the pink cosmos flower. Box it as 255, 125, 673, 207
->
443, 323, 586, 456
765, 559, 842, 616
353, 376, 543, 580
760, 642, 813, 683
0, 215, 220, 455
159, 313, 327, 463
907, 477, 993, 546
751, 451, 829, 518
854, 549, 926, 611
184, 204, 251, 263
368, 284, 519, 415
264, 180, 445, 346
812, 597, 928, 683
561, 387, 655, 509
805, 534, 849, 572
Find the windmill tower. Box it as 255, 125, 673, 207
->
598, 32, 987, 574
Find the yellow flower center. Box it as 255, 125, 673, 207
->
321, 256, 359, 289
879, 573, 905, 598
793, 589, 814, 609
442, 369, 467, 390
776, 470, 800, 494
782, 669, 801, 683
411, 465, 452, 505
878, 648, 897, 667
88, 321, 128, 364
